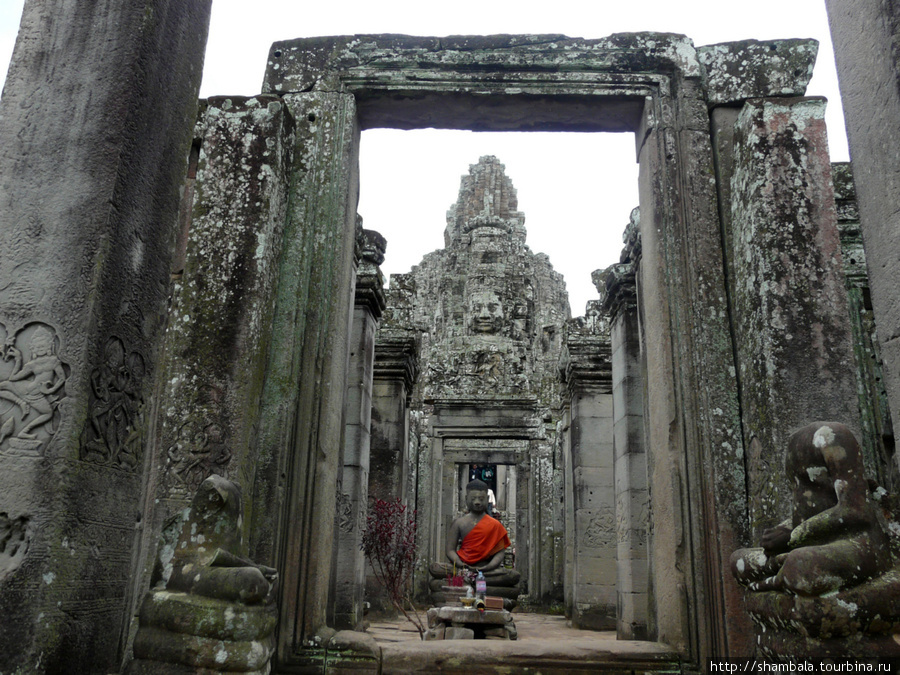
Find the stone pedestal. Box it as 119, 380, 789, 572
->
425, 606, 517, 640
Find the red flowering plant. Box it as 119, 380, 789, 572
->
361, 497, 425, 638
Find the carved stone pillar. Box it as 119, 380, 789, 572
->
730, 97, 861, 540
602, 256, 649, 641
332, 229, 386, 630
0, 2, 211, 671
367, 330, 418, 614
562, 330, 615, 630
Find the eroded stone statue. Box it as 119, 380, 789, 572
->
731, 422, 900, 659
129, 475, 278, 674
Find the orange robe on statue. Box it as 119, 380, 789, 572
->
456, 515, 511, 565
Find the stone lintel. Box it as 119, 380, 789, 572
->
428, 396, 539, 412
262, 33, 703, 132
697, 39, 818, 106
564, 335, 613, 394
373, 332, 419, 389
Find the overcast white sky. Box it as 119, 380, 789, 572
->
1, 1, 847, 313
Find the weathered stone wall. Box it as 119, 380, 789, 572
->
0, 1, 211, 671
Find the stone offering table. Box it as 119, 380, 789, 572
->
425, 606, 517, 641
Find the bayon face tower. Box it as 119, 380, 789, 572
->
389, 155, 570, 403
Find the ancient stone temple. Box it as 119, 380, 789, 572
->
5, 2, 900, 671
375, 155, 571, 610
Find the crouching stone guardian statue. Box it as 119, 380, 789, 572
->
128, 475, 278, 674
730, 422, 900, 659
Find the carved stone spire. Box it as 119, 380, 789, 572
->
444, 155, 526, 247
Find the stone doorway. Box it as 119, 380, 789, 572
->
249, 33, 818, 668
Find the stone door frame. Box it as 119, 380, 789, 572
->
261, 35, 746, 667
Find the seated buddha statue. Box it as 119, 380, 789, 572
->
429, 479, 521, 609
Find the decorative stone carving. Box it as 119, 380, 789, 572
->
0, 513, 30, 584
81, 337, 145, 470
0, 322, 68, 456
731, 422, 900, 659
337, 492, 353, 533
130, 475, 278, 673
583, 506, 616, 549
165, 419, 231, 492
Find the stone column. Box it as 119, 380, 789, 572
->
246, 91, 360, 668
730, 97, 861, 537
603, 259, 649, 640
0, 1, 210, 672
826, 0, 900, 481
562, 332, 615, 631
332, 229, 386, 630
370, 332, 419, 505
367, 330, 418, 614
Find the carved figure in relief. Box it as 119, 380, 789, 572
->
475, 350, 504, 381
731, 422, 892, 596
0, 326, 65, 444
167, 420, 231, 491
81, 337, 145, 468
468, 290, 504, 335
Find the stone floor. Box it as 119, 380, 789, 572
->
364, 612, 681, 673
367, 611, 612, 643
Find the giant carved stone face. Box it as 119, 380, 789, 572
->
469, 290, 504, 334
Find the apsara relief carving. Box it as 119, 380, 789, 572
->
81, 337, 146, 470
0, 322, 68, 456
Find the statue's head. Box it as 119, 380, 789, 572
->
468, 290, 504, 334
465, 478, 490, 514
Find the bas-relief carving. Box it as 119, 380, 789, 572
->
337, 492, 353, 533
0, 322, 68, 457
583, 505, 616, 549
165, 418, 231, 493
81, 337, 145, 470
0, 513, 30, 583
468, 289, 504, 335
616, 492, 649, 546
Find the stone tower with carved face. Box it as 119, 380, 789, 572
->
385, 155, 570, 402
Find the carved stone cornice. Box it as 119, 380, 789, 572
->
355, 270, 386, 320
601, 262, 637, 323
355, 229, 388, 319
373, 330, 419, 390
562, 333, 612, 397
